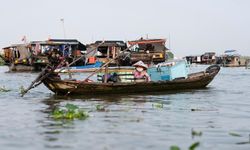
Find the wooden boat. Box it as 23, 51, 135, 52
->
42, 65, 220, 95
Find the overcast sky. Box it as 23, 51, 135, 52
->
1, 0, 250, 57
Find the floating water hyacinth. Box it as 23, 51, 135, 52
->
189, 142, 200, 150
191, 129, 203, 137
170, 142, 200, 150
19, 86, 26, 95
170, 145, 180, 150
0, 86, 11, 92
152, 102, 164, 109
95, 104, 106, 111
51, 103, 89, 120
229, 132, 242, 137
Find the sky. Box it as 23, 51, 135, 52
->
0, 0, 250, 57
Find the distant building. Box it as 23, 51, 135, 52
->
220, 50, 241, 67
185, 52, 216, 65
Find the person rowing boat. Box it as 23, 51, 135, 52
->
132, 61, 151, 82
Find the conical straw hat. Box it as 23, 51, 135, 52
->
132, 61, 148, 69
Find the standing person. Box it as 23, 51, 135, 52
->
133, 61, 151, 82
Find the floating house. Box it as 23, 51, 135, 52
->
221, 50, 241, 67
30, 39, 86, 66
2, 44, 34, 71
128, 38, 173, 65
185, 52, 216, 65
201, 52, 216, 64
1, 39, 86, 71
86, 41, 127, 66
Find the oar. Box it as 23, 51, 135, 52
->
20, 65, 49, 97
21, 41, 105, 96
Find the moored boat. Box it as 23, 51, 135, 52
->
42, 65, 220, 95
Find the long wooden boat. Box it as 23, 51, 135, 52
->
42, 65, 220, 95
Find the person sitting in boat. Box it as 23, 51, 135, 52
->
133, 61, 151, 82
102, 72, 120, 83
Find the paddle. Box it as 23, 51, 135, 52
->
21, 41, 105, 96
20, 63, 63, 97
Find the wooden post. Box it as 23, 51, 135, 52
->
104, 47, 110, 83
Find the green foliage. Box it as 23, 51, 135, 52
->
95, 104, 106, 111
189, 142, 200, 150
229, 132, 242, 137
170, 145, 181, 150
152, 102, 164, 109
19, 86, 26, 95
170, 142, 200, 150
192, 129, 202, 137
0, 86, 11, 92
51, 103, 89, 120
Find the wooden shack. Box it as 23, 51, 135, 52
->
2, 39, 86, 71
221, 50, 241, 67
2, 44, 34, 71
86, 41, 127, 66
128, 38, 169, 65
201, 52, 216, 64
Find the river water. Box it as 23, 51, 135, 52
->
0, 65, 250, 150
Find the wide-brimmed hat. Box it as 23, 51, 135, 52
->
132, 61, 148, 69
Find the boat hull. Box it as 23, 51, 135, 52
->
42, 65, 220, 95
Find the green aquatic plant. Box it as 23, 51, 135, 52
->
95, 104, 106, 111
170, 142, 200, 150
19, 86, 26, 95
170, 145, 181, 150
51, 103, 89, 120
189, 142, 200, 150
191, 129, 202, 137
229, 132, 242, 137
0, 86, 11, 92
152, 102, 164, 109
